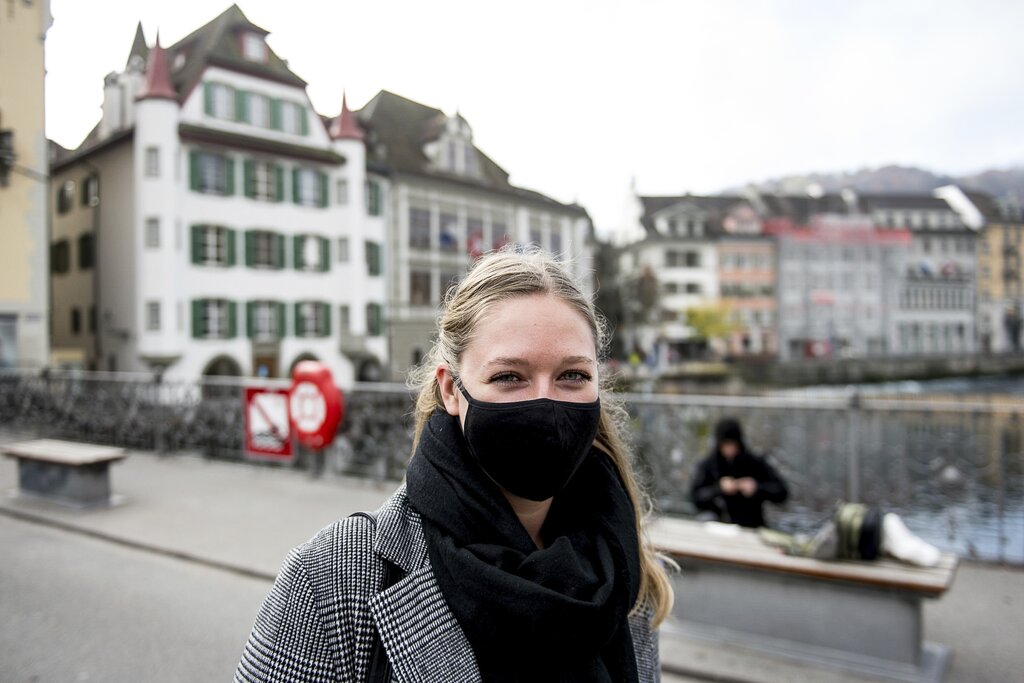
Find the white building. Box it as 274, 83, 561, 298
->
49, 7, 387, 385
355, 91, 594, 378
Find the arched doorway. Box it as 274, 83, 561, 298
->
287, 352, 319, 378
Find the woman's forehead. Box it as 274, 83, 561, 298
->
465, 294, 597, 361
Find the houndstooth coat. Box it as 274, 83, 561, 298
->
234, 485, 661, 682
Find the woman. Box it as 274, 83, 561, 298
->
235, 248, 673, 682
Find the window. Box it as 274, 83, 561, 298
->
366, 303, 383, 336
492, 222, 509, 250
365, 241, 382, 276
190, 152, 234, 195
365, 180, 383, 216
295, 301, 330, 337
191, 225, 235, 267
337, 237, 350, 262
550, 228, 563, 255
245, 230, 283, 269
50, 240, 70, 274
245, 160, 282, 201
278, 101, 307, 135
205, 83, 236, 119
685, 283, 702, 294
78, 233, 95, 270
82, 175, 99, 207
441, 271, 460, 301
294, 235, 329, 272
685, 251, 700, 268
192, 299, 236, 339
71, 308, 81, 335
88, 306, 97, 333
145, 147, 160, 177
338, 305, 350, 334
529, 218, 543, 247
409, 207, 431, 249
56, 181, 74, 213
293, 168, 326, 207
247, 93, 271, 128
242, 33, 268, 62
440, 212, 459, 253
146, 301, 161, 331
467, 217, 484, 257
336, 179, 349, 205
247, 301, 284, 341
145, 218, 160, 248
410, 271, 431, 306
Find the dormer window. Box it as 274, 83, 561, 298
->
242, 32, 268, 63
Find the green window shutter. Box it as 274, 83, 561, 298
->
275, 234, 285, 269
191, 225, 203, 264
294, 303, 303, 337
318, 172, 328, 208
273, 166, 284, 202
189, 151, 201, 191
243, 160, 254, 198
191, 300, 203, 338
299, 106, 309, 136
320, 302, 331, 337
276, 301, 286, 338
226, 229, 237, 266
203, 83, 214, 116
293, 235, 304, 269
225, 301, 237, 339
225, 157, 235, 196
246, 301, 255, 339
292, 168, 301, 205
245, 231, 254, 267
235, 90, 248, 123
270, 98, 283, 131
319, 237, 329, 272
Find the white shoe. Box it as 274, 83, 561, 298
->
882, 513, 941, 567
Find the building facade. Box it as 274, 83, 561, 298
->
974, 196, 1023, 352
0, 0, 52, 369
49, 7, 387, 385
356, 91, 594, 380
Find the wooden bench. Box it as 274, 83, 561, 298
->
649, 516, 958, 683
2, 439, 126, 507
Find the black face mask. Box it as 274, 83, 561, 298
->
455, 381, 602, 501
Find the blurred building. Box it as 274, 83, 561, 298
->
973, 194, 1023, 352
48, 6, 387, 385
355, 91, 593, 379
615, 194, 773, 367
0, 0, 53, 369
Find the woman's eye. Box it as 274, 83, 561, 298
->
560, 370, 592, 384
489, 373, 522, 385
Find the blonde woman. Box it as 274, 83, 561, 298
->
236, 248, 673, 682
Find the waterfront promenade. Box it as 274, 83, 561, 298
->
1, 442, 1021, 682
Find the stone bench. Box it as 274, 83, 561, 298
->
649, 516, 958, 683
2, 439, 126, 507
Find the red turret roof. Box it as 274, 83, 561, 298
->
329, 92, 365, 141
137, 34, 178, 102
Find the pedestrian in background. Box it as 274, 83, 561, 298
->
689, 417, 789, 528
235, 248, 673, 682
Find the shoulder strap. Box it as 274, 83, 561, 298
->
349, 512, 405, 683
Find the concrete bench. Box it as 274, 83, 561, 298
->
649, 516, 958, 683
2, 439, 126, 507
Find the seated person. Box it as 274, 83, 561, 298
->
689, 417, 788, 528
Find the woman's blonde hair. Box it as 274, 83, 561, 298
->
408, 246, 674, 627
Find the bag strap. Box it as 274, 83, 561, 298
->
350, 511, 405, 683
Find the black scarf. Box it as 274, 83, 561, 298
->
405, 411, 641, 682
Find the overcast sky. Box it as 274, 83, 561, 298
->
45, 0, 1024, 234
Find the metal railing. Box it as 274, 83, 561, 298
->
1, 369, 1021, 563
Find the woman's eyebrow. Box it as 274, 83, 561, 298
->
484, 355, 595, 368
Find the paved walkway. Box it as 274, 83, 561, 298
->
2, 443, 1022, 682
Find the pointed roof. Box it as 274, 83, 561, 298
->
126, 22, 149, 68
137, 35, 178, 102
329, 92, 365, 141
165, 4, 306, 100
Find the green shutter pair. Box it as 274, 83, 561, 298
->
292, 235, 331, 272
293, 301, 332, 337
245, 301, 286, 339
243, 160, 286, 201
190, 299, 237, 338
190, 225, 236, 266
188, 150, 235, 196
290, 168, 328, 207
365, 241, 381, 275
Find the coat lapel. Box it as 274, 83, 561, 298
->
368, 487, 481, 683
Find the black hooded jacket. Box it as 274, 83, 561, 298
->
689, 419, 788, 528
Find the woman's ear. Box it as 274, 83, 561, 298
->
436, 364, 461, 416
